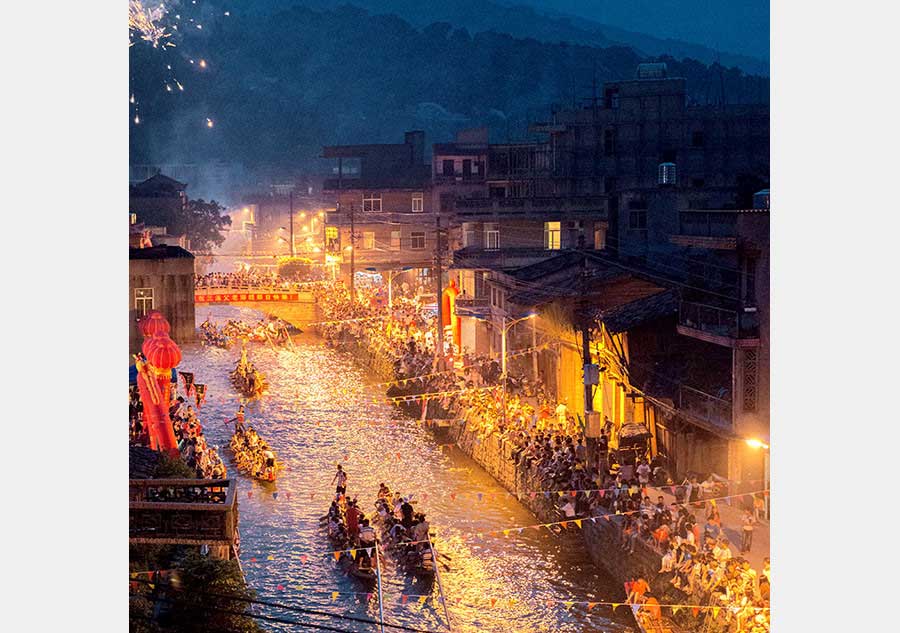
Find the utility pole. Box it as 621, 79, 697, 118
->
349, 203, 356, 299
289, 190, 295, 257
434, 215, 445, 370
580, 257, 593, 416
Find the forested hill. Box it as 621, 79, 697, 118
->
247, 0, 769, 75
129, 3, 769, 174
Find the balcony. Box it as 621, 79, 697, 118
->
670, 210, 739, 250
452, 246, 566, 270
677, 301, 760, 348
129, 479, 239, 552
453, 196, 606, 219
678, 385, 733, 434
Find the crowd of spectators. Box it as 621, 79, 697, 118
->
194, 270, 324, 291
129, 386, 226, 479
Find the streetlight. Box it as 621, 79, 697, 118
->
745, 438, 770, 520
461, 311, 536, 426
366, 266, 413, 310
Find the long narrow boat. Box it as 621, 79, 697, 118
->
371, 488, 435, 579
322, 497, 378, 586
228, 426, 280, 482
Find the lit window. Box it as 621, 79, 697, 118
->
484, 223, 499, 250
134, 288, 154, 316
362, 193, 382, 212
362, 231, 375, 250
390, 230, 401, 251
410, 232, 426, 250
412, 193, 424, 213
594, 226, 607, 250
544, 221, 561, 250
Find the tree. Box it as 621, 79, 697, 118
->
157, 552, 262, 633
182, 199, 232, 253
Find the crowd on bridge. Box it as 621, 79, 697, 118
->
195, 270, 323, 292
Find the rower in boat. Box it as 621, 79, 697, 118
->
228, 423, 280, 482
371, 485, 436, 578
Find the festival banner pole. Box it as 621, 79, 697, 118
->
374, 535, 386, 633
429, 535, 453, 631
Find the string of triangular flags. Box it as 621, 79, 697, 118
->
242, 481, 768, 506
307, 315, 388, 327
377, 384, 498, 404
240, 489, 767, 562
371, 344, 553, 388
241, 539, 434, 564
128, 576, 767, 618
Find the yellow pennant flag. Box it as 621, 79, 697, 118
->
574, 519, 583, 528
713, 607, 720, 619
502, 530, 510, 537
292, 585, 304, 591
564, 601, 574, 608
350, 549, 357, 559
611, 603, 620, 611
331, 592, 339, 601
267, 554, 274, 561
418, 596, 428, 605
508, 598, 517, 607
672, 606, 681, 615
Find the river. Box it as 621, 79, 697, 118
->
182, 305, 634, 633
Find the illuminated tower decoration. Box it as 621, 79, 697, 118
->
135, 312, 182, 456
441, 279, 460, 351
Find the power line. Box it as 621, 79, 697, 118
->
129, 577, 436, 633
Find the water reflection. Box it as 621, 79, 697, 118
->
182, 306, 632, 632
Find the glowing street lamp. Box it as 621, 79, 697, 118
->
745, 438, 770, 519
365, 266, 412, 310
460, 311, 537, 426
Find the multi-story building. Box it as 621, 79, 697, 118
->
129, 245, 196, 355
322, 131, 436, 288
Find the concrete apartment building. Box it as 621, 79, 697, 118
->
129, 245, 196, 355
322, 132, 436, 287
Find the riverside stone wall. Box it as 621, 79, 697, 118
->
320, 315, 663, 589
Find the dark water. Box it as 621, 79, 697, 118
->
182, 305, 634, 633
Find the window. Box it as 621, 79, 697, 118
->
489, 186, 506, 199
390, 230, 401, 251
362, 231, 375, 250
484, 223, 499, 250
326, 226, 339, 252
603, 129, 616, 156
594, 225, 607, 250
462, 159, 472, 178
130, 213, 137, 225
604, 88, 620, 109
462, 223, 476, 248
362, 193, 381, 212
410, 231, 426, 250
691, 178, 705, 189
744, 258, 758, 306
544, 221, 561, 250
411, 193, 424, 213
442, 160, 455, 176
692, 130, 705, 147
134, 288, 154, 316
629, 210, 647, 230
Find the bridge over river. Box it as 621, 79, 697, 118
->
194, 285, 318, 329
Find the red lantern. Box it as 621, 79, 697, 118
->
139, 310, 170, 337
142, 334, 182, 370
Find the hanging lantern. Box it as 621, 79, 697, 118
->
139, 310, 170, 337
142, 334, 182, 370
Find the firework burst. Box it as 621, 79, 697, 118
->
128, 1, 173, 49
